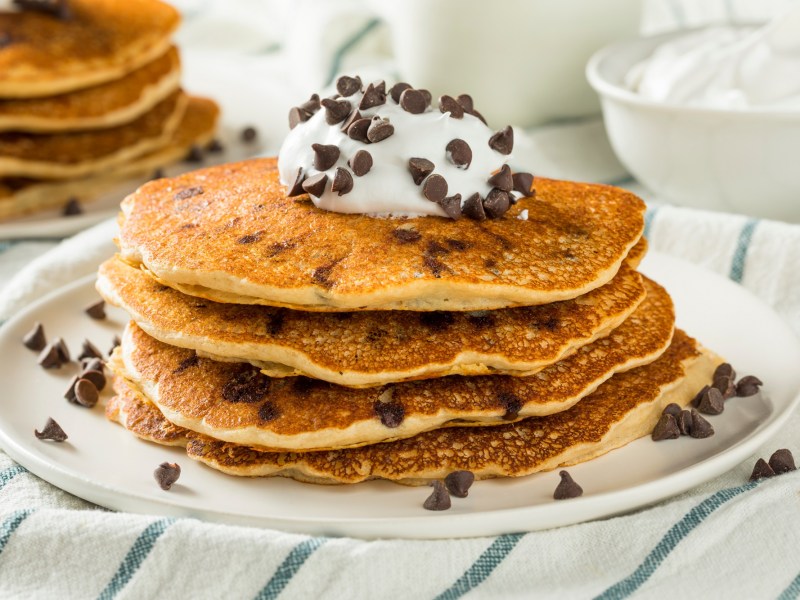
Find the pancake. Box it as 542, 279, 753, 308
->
0, 46, 181, 132
0, 0, 179, 98
0, 95, 218, 221
109, 276, 675, 452
107, 329, 720, 484
0, 90, 186, 179
117, 159, 645, 311
98, 257, 646, 387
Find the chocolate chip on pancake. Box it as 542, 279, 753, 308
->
34, 417, 68, 442
74, 378, 99, 408
488, 164, 513, 192
321, 98, 351, 125
258, 401, 280, 422
23, 322, 46, 351
84, 300, 106, 320
222, 369, 270, 404
513, 172, 535, 197
237, 232, 262, 244
419, 311, 455, 331
173, 354, 199, 374
301, 173, 328, 198
331, 167, 354, 196
446, 139, 472, 169
287, 168, 306, 196
389, 82, 411, 103
652, 413, 679, 440
312, 143, 340, 171
173, 186, 204, 201
154, 462, 181, 490
367, 116, 394, 142
488, 126, 514, 155
735, 375, 763, 397
422, 174, 448, 202
423, 481, 451, 511
499, 391, 522, 420
62, 198, 82, 216
348, 150, 372, 176
696, 387, 724, 415
359, 82, 386, 110
688, 409, 714, 438
768, 449, 796, 474
13, 0, 70, 19
662, 403, 681, 419
346, 118, 371, 143
78, 339, 103, 361
399, 89, 427, 114
749, 458, 775, 481
438, 194, 462, 220
444, 471, 475, 498
483, 189, 510, 219
392, 228, 421, 243
408, 157, 434, 185
553, 471, 583, 499
374, 400, 404, 428
462, 192, 485, 221
439, 95, 464, 119
336, 75, 362, 97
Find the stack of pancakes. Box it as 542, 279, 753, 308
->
98, 157, 721, 485
0, 0, 219, 220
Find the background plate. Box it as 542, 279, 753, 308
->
0, 252, 798, 539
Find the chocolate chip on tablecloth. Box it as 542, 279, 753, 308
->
688, 409, 714, 438
399, 89, 427, 114
697, 387, 724, 415
62, 198, 82, 216
367, 116, 394, 142
422, 174, 448, 202
331, 168, 354, 196
512, 172, 535, 197
389, 82, 411, 103
749, 458, 775, 481
287, 168, 306, 197
445, 139, 472, 169
488, 126, 514, 155
423, 480, 451, 511
347, 118, 371, 143
301, 173, 328, 198
34, 417, 68, 442
444, 470, 475, 498
483, 189, 510, 219
359, 82, 386, 110
312, 144, 340, 171
23, 322, 46, 351
652, 413, 680, 440
439, 95, 464, 119
769, 449, 796, 474
348, 150, 372, 177
336, 75, 362, 97
154, 462, 181, 490
321, 98, 351, 125
462, 193, 486, 221
488, 164, 513, 191
374, 400, 404, 428
438, 194, 462, 220
554, 471, 583, 500
84, 300, 106, 320
408, 158, 434, 185
78, 339, 103, 361
736, 375, 763, 397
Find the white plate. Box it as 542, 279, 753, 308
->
0, 252, 798, 539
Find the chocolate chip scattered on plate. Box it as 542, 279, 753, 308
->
34, 417, 67, 442
444, 470, 475, 498
241, 126, 258, 142
154, 462, 181, 490
553, 471, 583, 500
423, 480, 451, 511
23, 322, 46, 351
84, 300, 106, 320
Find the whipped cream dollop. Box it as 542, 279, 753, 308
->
626, 9, 800, 109
278, 76, 534, 219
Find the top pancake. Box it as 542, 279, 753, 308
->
118, 158, 645, 311
0, 0, 179, 98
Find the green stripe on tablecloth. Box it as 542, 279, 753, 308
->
254, 537, 327, 600
729, 218, 759, 283
326, 17, 382, 86
96, 517, 175, 600
0, 509, 34, 558
777, 570, 800, 600
594, 481, 758, 600
0, 466, 27, 492
434, 533, 526, 600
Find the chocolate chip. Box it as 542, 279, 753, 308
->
691, 385, 710, 407
82, 357, 103, 373
302, 173, 328, 198
173, 186, 204, 202
207, 139, 224, 153
152, 168, 165, 180
422, 174, 448, 202
483, 189, 510, 219
348, 150, 372, 177
488, 126, 514, 155
173, 354, 199, 375
38, 341, 62, 369
418, 89, 432, 106
34, 418, 67, 442
677, 410, 693, 436
321, 98, 352, 125
689, 409, 714, 438
445, 139, 472, 169
237, 232, 262, 244
14, 0, 70, 19
367, 117, 394, 142
63, 375, 79, 403
438, 194, 462, 220
419, 311, 455, 331
222, 369, 270, 404
423, 480, 451, 511
462, 193, 486, 221
0, 33, 10, 49
487, 164, 513, 192
712, 375, 736, 400
347, 118, 372, 143
374, 400, 404, 428
77, 339, 103, 361
184, 145, 204, 163
331, 167, 354, 196
359, 82, 386, 110
456, 94, 474, 112
652, 413, 680, 441
336, 75, 362, 97
408, 158, 434, 185
80, 369, 106, 392
749, 458, 775, 481
399, 89, 427, 114
553, 471, 583, 500
62, 198, 82, 216
23, 322, 46, 351
714, 363, 736, 382
340, 109, 362, 132
444, 471, 475, 498
697, 387, 724, 415
768, 449, 796, 474
512, 172, 535, 197
108, 335, 121, 356
392, 228, 421, 244
299, 94, 321, 115
389, 82, 411, 103
438, 95, 464, 119
154, 462, 181, 490
258, 401, 280, 422
470, 109, 488, 125
736, 375, 763, 397
74, 378, 99, 408
662, 403, 681, 419
312, 144, 340, 171
498, 392, 522, 420
287, 167, 306, 197
84, 300, 105, 320
288, 107, 311, 129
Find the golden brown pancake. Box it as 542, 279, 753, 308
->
109, 276, 675, 452
117, 159, 645, 311
0, 90, 186, 179
98, 257, 646, 387
0, 95, 218, 221
0, 0, 179, 98
107, 329, 720, 484
0, 46, 181, 132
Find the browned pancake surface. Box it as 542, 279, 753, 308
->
118, 159, 645, 311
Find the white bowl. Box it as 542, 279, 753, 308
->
586, 28, 800, 223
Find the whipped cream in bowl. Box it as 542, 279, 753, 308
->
278, 76, 535, 220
